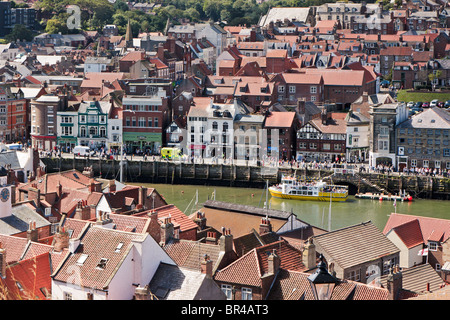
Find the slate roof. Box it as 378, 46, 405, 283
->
0, 151, 22, 170
149, 262, 225, 300
398, 107, 450, 129
312, 221, 400, 270
0, 203, 51, 236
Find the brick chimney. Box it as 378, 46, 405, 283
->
362, 91, 369, 103
147, 210, 161, 243
259, 217, 272, 235
194, 211, 207, 230
387, 265, 403, 300
0, 244, 6, 278
28, 186, 40, 208
302, 237, 316, 270
219, 228, 233, 253
53, 227, 70, 252
206, 231, 218, 244
109, 180, 116, 193
268, 249, 280, 275
160, 216, 174, 246
27, 221, 38, 242
96, 211, 114, 228
201, 254, 213, 277
135, 285, 152, 300
56, 181, 62, 199
138, 187, 147, 209
74, 200, 91, 220
297, 98, 306, 114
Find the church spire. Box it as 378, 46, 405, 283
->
125, 19, 133, 47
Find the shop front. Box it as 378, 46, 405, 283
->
57, 136, 78, 153
123, 132, 162, 155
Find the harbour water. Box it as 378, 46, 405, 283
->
131, 183, 450, 232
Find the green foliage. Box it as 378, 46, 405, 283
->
6, 24, 34, 42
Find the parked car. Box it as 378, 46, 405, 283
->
437, 101, 444, 107
430, 99, 439, 107
445, 100, 450, 108
422, 102, 430, 108
414, 102, 423, 108
410, 107, 423, 115
407, 101, 415, 108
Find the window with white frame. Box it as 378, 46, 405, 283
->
64, 292, 72, 300
428, 242, 438, 251
411, 159, 417, 167
278, 85, 285, 93
221, 284, 233, 300
241, 287, 252, 300
347, 269, 360, 282
423, 160, 429, 168
289, 85, 296, 93
310, 86, 317, 94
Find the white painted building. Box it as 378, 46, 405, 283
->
51, 224, 176, 300
187, 98, 250, 159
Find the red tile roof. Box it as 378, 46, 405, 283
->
1, 253, 52, 300
81, 72, 126, 89
390, 219, 424, 248
383, 213, 450, 245
264, 111, 296, 128
214, 240, 306, 287
134, 204, 198, 234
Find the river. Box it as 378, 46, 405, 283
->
130, 183, 450, 232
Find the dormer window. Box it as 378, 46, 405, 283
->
97, 258, 109, 270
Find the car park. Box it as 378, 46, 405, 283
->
437, 101, 444, 107
414, 102, 423, 108
430, 99, 439, 107
422, 102, 430, 108
407, 101, 415, 108
445, 100, 450, 108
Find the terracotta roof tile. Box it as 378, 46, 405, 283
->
390, 219, 424, 248
264, 111, 296, 128
383, 213, 450, 245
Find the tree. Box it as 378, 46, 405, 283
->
6, 24, 34, 42
428, 70, 442, 91
45, 18, 69, 34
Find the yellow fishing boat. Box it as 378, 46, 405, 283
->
269, 175, 348, 202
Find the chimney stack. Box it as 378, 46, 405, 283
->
160, 216, 174, 246
74, 200, 91, 220
259, 217, 272, 235
219, 228, 233, 253
134, 285, 152, 300
109, 180, 116, 193
206, 231, 218, 244
194, 211, 207, 230
56, 181, 62, 199
387, 265, 403, 300
0, 244, 6, 278
53, 227, 70, 252
302, 238, 316, 270
268, 249, 280, 275
147, 210, 161, 243
201, 254, 213, 277
27, 221, 38, 242
138, 187, 147, 209
28, 186, 40, 208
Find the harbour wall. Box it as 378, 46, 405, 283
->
41, 157, 450, 199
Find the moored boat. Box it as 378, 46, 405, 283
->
355, 192, 413, 202
269, 175, 348, 202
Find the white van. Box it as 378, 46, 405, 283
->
73, 146, 91, 156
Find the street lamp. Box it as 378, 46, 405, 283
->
307, 254, 339, 300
